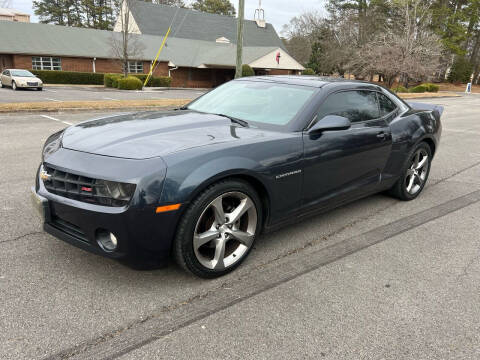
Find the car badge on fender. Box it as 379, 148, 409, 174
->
40, 169, 52, 182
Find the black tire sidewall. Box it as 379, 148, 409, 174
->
399, 142, 432, 200
174, 179, 263, 278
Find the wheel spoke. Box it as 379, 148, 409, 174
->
193, 230, 219, 250
210, 197, 226, 224
227, 197, 253, 224
212, 238, 226, 270
406, 174, 415, 193
413, 152, 421, 168
229, 230, 254, 247
416, 156, 428, 170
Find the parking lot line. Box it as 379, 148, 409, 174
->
40, 114, 73, 126
103, 97, 120, 101
44, 97, 61, 102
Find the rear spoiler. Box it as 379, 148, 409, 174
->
407, 101, 444, 118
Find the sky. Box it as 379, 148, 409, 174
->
8, 0, 324, 34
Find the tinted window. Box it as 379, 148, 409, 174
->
377, 93, 397, 116
318, 90, 380, 123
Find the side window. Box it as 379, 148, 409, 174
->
377, 93, 397, 116
4, 70, 9, 76
318, 90, 380, 123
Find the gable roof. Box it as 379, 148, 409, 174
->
0, 21, 303, 70
125, 0, 286, 49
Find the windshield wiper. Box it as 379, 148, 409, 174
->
174, 106, 189, 111
214, 113, 249, 128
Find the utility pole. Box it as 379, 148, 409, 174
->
235, 0, 245, 79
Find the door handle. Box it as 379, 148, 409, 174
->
376, 132, 387, 139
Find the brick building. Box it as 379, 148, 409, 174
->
0, 1, 304, 88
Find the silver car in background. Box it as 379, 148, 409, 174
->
0, 69, 43, 91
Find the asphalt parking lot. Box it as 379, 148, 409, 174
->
0, 85, 206, 103
1, 95, 480, 360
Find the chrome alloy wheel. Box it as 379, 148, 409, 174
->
405, 148, 429, 195
193, 191, 258, 270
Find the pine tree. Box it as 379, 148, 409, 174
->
33, 0, 119, 29
191, 0, 236, 17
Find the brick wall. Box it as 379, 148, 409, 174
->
0, 55, 13, 72
269, 69, 291, 75
7, 54, 292, 88
95, 59, 122, 73
170, 68, 221, 88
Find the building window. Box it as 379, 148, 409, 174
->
32, 57, 62, 71
128, 61, 143, 73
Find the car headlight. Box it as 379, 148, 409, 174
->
95, 180, 136, 202
42, 130, 64, 161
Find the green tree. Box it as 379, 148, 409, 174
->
33, 0, 119, 29
191, 0, 236, 16
448, 56, 474, 83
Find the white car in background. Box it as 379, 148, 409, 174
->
0, 69, 43, 91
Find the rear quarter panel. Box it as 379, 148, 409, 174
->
382, 108, 441, 182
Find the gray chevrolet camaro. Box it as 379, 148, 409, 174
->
32, 76, 443, 278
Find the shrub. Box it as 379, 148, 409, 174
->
130, 74, 172, 87
448, 57, 473, 83
423, 83, 439, 93
104, 73, 122, 87
31, 70, 105, 85
241, 64, 255, 77
409, 84, 428, 93
391, 85, 408, 93
117, 76, 143, 90
111, 76, 122, 88
149, 76, 171, 87
302, 68, 316, 75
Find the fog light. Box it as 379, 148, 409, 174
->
96, 230, 118, 252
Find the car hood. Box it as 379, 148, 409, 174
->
13, 76, 42, 83
61, 111, 275, 160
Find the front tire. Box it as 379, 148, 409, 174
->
37, 87, 43, 91
173, 179, 263, 278
389, 142, 432, 201
12, 81, 17, 91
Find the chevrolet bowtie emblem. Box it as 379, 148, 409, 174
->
40, 169, 52, 182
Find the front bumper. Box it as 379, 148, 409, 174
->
18, 83, 42, 88
33, 149, 180, 263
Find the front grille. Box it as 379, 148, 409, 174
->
51, 216, 88, 243
42, 164, 129, 207
27, 82, 38, 86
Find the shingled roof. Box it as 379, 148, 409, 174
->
0, 21, 303, 69
127, 0, 286, 49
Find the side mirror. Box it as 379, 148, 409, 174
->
308, 115, 351, 134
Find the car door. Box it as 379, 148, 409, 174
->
302, 89, 392, 211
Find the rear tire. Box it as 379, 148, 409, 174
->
173, 179, 263, 278
388, 142, 432, 201
37, 87, 43, 91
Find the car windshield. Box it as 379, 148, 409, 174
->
11, 70, 35, 77
187, 81, 316, 127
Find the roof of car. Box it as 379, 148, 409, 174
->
238, 75, 379, 89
